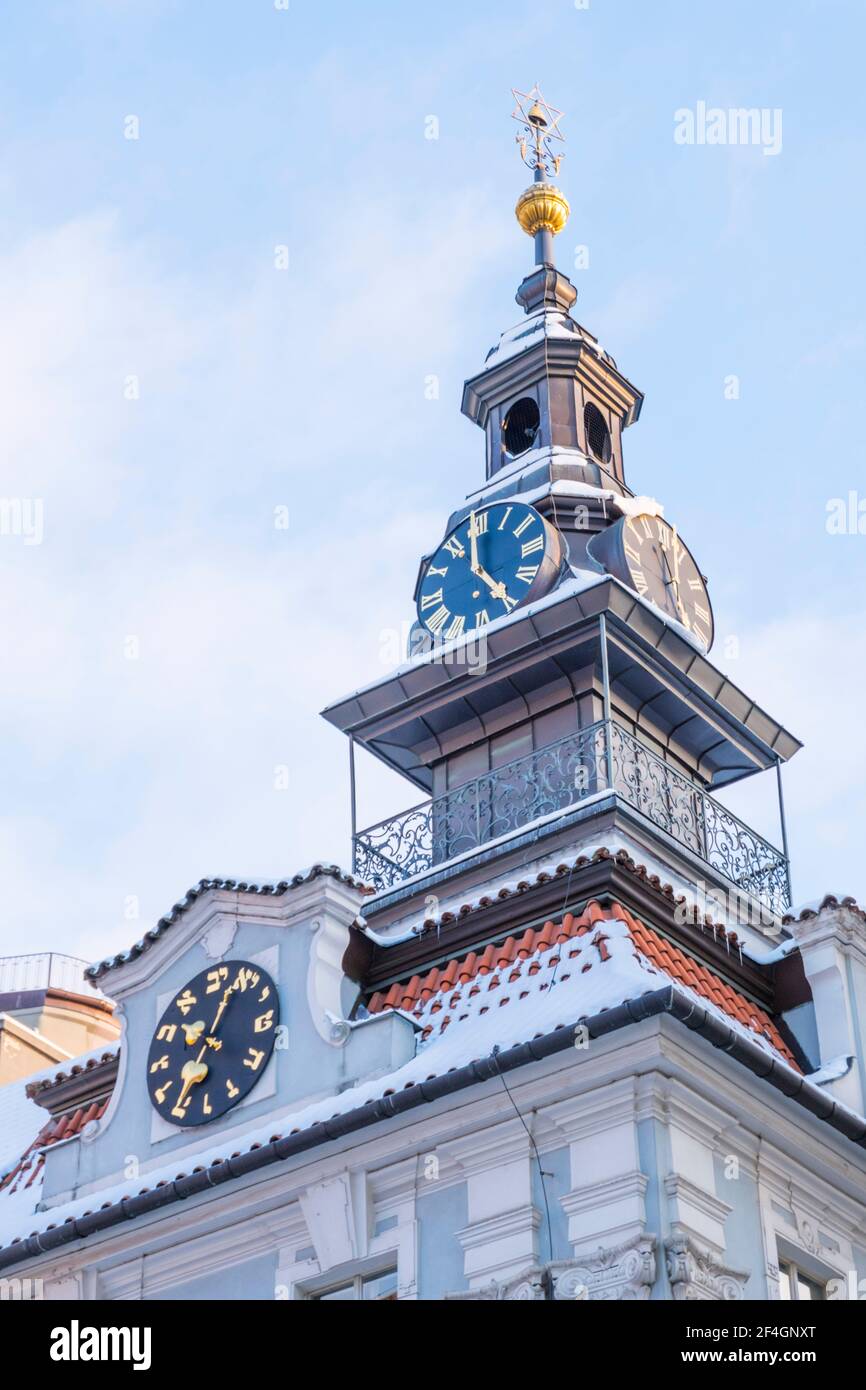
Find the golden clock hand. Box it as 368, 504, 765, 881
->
660, 538, 688, 623
671, 527, 682, 586
209, 984, 235, 1035
468, 511, 480, 576
181, 1020, 206, 1046
176, 1058, 209, 1109
472, 562, 508, 601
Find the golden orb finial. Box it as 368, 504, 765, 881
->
515, 183, 571, 239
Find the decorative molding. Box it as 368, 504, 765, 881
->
299, 1174, 357, 1272
447, 1234, 657, 1301
81, 1002, 128, 1145
664, 1173, 732, 1254
665, 1232, 748, 1301
561, 1170, 648, 1251
307, 911, 355, 1046
457, 1203, 541, 1286
447, 1264, 547, 1301
557, 1235, 657, 1301
278, 1211, 418, 1302
199, 913, 239, 961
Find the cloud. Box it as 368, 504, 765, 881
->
0, 199, 487, 967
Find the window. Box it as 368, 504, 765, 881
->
502, 397, 540, 458
314, 1269, 398, 1302
778, 1260, 826, 1301
584, 402, 612, 464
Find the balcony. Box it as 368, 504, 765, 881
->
352, 720, 792, 917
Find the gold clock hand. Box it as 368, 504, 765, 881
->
659, 536, 687, 623
469, 511, 480, 576
177, 1058, 209, 1109
671, 527, 682, 586
474, 564, 509, 603
209, 984, 235, 1035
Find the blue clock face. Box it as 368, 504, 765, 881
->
417, 502, 559, 638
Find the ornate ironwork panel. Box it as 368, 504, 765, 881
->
609, 724, 790, 917
353, 722, 607, 892
353, 720, 790, 915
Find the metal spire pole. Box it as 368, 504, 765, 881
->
776, 757, 793, 909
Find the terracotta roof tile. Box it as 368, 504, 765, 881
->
368, 899, 799, 1070
0, 1095, 111, 1199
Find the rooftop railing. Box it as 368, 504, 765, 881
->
352, 719, 791, 917
0, 952, 92, 996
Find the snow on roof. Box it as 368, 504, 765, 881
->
25, 1043, 119, 1096
0, 909, 808, 1257
328, 569, 609, 710
87, 866, 369, 983
0, 1083, 45, 1185
0, 1042, 120, 1184
782, 894, 864, 923
481, 308, 616, 372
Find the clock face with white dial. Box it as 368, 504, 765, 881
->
416, 502, 562, 638
146, 961, 279, 1128
589, 513, 714, 649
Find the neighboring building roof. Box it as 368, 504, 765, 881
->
0, 1083, 47, 1186
0, 953, 105, 997
85, 866, 371, 984
0, 1097, 112, 1203
0, 1044, 120, 1228
367, 901, 799, 1069
4, 898, 856, 1273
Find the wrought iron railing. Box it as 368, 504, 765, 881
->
353, 720, 791, 916
606, 725, 791, 918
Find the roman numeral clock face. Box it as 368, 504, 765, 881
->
590, 513, 714, 649
417, 502, 562, 638
146, 961, 280, 1128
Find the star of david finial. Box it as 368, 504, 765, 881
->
511, 84, 566, 178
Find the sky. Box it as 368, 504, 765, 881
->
0, 0, 863, 967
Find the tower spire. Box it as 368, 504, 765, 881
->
511, 85, 570, 268
510, 85, 577, 316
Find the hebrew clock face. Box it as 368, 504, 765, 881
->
417, 502, 562, 638
146, 961, 280, 1128
590, 513, 714, 649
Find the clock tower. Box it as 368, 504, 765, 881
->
6, 84, 866, 1312
322, 87, 801, 981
